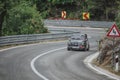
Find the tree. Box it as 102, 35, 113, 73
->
0, 0, 6, 36
33, 0, 85, 19
1, 0, 120, 36
86, 0, 119, 21
116, 1, 120, 29
0, 0, 21, 36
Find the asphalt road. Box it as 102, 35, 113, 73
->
0, 27, 115, 80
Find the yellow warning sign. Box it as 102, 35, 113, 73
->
83, 12, 90, 20
61, 11, 66, 19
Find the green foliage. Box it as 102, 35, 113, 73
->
33, 0, 79, 19
116, 2, 120, 29
33, 0, 119, 21
86, 0, 119, 21
0, 1, 4, 14
1, 0, 120, 36
2, 2, 48, 36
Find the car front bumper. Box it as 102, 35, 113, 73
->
68, 45, 86, 50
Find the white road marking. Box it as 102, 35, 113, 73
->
0, 41, 66, 52
0, 45, 34, 52
2, 37, 118, 80
0, 41, 65, 79
30, 47, 66, 80
84, 52, 120, 80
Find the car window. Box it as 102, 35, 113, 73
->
71, 35, 85, 40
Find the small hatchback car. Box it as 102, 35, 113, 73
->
67, 34, 90, 51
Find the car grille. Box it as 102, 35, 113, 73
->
71, 42, 78, 46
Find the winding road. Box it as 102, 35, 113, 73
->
0, 26, 115, 80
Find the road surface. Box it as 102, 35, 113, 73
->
0, 27, 115, 80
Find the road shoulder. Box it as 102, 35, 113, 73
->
84, 52, 120, 80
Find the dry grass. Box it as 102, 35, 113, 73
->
93, 59, 120, 76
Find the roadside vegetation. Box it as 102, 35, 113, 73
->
95, 2, 120, 74
0, 0, 120, 36
96, 36, 120, 74
0, 0, 120, 75
116, 2, 120, 29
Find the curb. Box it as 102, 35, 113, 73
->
84, 52, 120, 80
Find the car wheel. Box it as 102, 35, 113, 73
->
87, 45, 90, 51
84, 45, 87, 51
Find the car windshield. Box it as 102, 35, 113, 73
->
71, 35, 85, 40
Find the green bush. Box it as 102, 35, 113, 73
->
2, 2, 48, 36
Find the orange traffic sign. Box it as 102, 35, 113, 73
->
61, 11, 66, 19
107, 24, 120, 37
83, 12, 90, 20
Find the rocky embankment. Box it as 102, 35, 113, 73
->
96, 36, 120, 74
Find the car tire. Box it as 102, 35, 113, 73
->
87, 45, 90, 51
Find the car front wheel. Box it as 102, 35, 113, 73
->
87, 45, 90, 51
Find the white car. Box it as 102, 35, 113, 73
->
67, 34, 90, 51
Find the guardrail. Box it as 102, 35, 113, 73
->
0, 32, 79, 46
44, 20, 114, 28
0, 20, 114, 46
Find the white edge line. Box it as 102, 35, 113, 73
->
2, 42, 119, 80
30, 47, 66, 80
0, 43, 43, 52
0, 41, 65, 80
0, 41, 65, 52
84, 52, 120, 80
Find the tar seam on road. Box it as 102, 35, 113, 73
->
84, 52, 120, 80
30, 47, 66, 80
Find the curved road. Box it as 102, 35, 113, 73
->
0, 27, 114, 80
